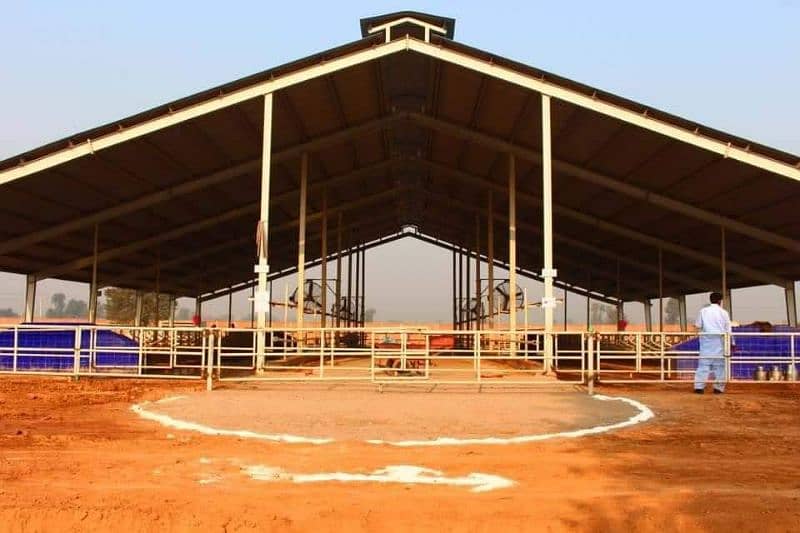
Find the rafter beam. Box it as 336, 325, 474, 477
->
407, 39, 800, 183
408, 111, 800, 256
0, 37, 412, 186
0, 118, 402, 257
35, 186, 407, 281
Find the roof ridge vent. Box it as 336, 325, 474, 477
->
360, 12, 455, 42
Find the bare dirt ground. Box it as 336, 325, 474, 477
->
2, 377, 800, 532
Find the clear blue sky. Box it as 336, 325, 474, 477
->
0, 1, 798, 322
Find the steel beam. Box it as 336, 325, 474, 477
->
406, 39, 800, 183
408, 111, 800, 254
414, 157, 785, 288
0, 38, 412, 186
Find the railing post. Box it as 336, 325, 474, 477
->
216, 331, 222, 381
475, 330, 481, 383
206, 329, 215, 391
319, 327, 325, 379
790, 332, 796, 382
370, 330, 376, 382
635, 333, 643, 375
12, 326, 19, 372
425, 332, 431, 378
587, 332, 594, 395
73, 326, 82, 377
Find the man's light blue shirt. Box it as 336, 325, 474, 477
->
694, 303, 732, 357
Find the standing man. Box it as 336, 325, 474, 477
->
694, 292, 734, 394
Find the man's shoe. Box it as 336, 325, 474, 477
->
713, 389, 724, 394
694, 389, 704, 394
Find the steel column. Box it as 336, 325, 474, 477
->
296, 153, 308, 330
508, 153, 517, 336
541, 95, 555, 367
644, 300, 653, 331
487, 191, 495, 330
88, 224, 100, 323
721, 226, 730, 314
335, 212, 342, 329
451, 249, 456, 330
475, 213, 481, 330
24, 275, 37, 323
354, 244, 361, 328
255, 93, 273, 370
678, 295, 688, 331
658, 248, 664, 332
227, 286, 233, 326
347, 233, 353, 327
320, 188, 328, 328
135, 291, 145, 327
785, 283, 798, 327
360, 247, 366, 326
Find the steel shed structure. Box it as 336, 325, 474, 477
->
1, 11, 798, 337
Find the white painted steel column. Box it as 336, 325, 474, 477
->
785, 283, 797, 327
508, 153, 517, 338
487, 191, 494, 330
255, 93, 274, 371
541, 94, 555, 370
296, 153, 308, 330
88, 224, 100, 323
24, 275, 37, 323
678, 295, 688, 331
320, 188, 328, 329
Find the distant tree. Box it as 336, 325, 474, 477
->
46, 293, 67, 318
0, 308, 18, 317
176, 307, 192, 321
365, 308, 376, 322
104, 288, 176, 325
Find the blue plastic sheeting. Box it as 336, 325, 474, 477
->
674, 325, 800, 379
0, 327, 139, 370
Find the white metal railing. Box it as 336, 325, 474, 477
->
2, 324, 797, 388
0, 324, 205, 379
211, 326, 587, 386
595, 331, 800, 384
